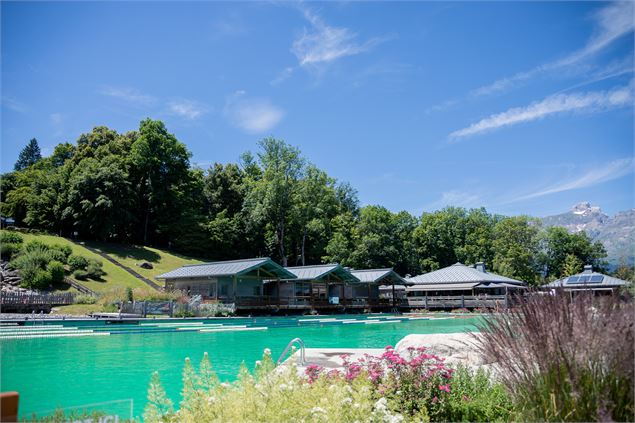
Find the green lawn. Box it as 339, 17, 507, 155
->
84, 240, 204, 282
18, 233, 149, 293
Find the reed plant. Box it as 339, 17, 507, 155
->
474, 291, 634, 422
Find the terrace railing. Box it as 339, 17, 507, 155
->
0, 291, 75, 306
407, 294, 507, 309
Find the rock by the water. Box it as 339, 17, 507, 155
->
395, 333, 497, 374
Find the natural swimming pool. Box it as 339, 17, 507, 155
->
1, 314, 481, 419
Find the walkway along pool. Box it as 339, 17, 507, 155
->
0, 314, 481, 419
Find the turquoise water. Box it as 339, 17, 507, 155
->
0, 315, 480, 419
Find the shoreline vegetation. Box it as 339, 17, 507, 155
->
142, 293, 633, 423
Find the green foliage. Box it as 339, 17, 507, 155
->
68, 254, 89, 272
14, 138, 42, 171
145, 349, 512, 423
0, 230, 24, 244
74, 294, 97, 305
46, 260, 65, 284
492, 216, 541, 284
31, 269, 53, 289
0, 242, 22, 260
86, 258, 105, 279
541, 226, 607, 277
126, 287, 134, 302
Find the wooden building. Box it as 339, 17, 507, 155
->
406, 262, 527, 309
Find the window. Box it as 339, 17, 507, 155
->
295, 282, 310, 297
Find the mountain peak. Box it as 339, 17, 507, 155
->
571, 202, 603, 216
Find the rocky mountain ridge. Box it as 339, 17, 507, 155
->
542, 202, 635, 266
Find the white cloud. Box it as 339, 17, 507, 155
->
224, 91, 284, 134
291, 6, 384, 68
425, 190, 482, 210
2, 96, 27, 113
471, 2, 634, 97
271, 67, 295, 86
450, 82, 634, 140
99, 86, 157, 106
167, 99, 207, 120
509, 158, 635, 202
49, 113, 63, 125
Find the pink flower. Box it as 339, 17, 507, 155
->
438, 384, 451, 393
462, 395, 471, 402
432, 396, 438, 403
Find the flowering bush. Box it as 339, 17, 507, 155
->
304, 346, 511, 422
145, 347, 512, 423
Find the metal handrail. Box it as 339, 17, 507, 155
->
276, 338, 306, 366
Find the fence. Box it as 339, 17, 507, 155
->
1, 292, 75, 306
119, 301, 235, 317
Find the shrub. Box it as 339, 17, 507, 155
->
73, 269, 89, 280
0, 242, 22, 260
23, 240, 48, 253
474, 291, 634, 422
0, 231, 23, 244
50, 243, 72, 260
47, 260, 65, 285
145, 347, 512, 423
31, 269, 52, 290
68, 255, 89, 272
126, 287, 134, 302
74, 294, 96, 305
11, 245, 51, 270
86, 259, 105, 279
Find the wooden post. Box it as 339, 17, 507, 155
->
0, 391, 19, 422
461, 294, 465, 308
425, 293, 428, 309
392, 283, 396, 308
233, 276, 238, 303
505, 286, 509, 309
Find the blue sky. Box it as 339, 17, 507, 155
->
2, 1, 633, 217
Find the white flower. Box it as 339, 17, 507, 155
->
342, 397, 353, 405
255, 360, 262, 367
310, 407, 327, 415
264, 348, 272, 356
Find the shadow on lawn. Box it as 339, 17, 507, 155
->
86, 241, 162, 263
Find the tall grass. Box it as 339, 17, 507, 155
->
474, 292, 634, 422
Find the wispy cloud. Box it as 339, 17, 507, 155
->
2, 96, 27, 113
271, 67, 295, 86
450, 81, 634, 140
471, 2, 634, 97
224, 91, 284, 134
292, 8, 382, 67
49, 113, 63, 125
211, 13, 248, 39
425, 190, 482, 211
508, 157, 634, 203
99, 86, 157, 106
167, 99, 207, 120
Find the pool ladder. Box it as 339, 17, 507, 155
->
276, 337, 306, 366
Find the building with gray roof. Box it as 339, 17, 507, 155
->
156, 257, 295, 305
406, 262, 527, 309
543, 265, 629, 293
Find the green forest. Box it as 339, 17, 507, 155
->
1, 119, 608, 284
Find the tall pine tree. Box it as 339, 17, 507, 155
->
14, 138, 42, 170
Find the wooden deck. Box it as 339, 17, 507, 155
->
1, 292, 75, 313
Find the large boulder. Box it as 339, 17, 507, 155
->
138, 261, 154, 269
394, 333, 495, 373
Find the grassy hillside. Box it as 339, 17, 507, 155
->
84, 241, 204, 281
17, 233, 149, 293
6, 232, 206, 294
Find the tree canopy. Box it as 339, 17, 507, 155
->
1, 120, 607, 283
